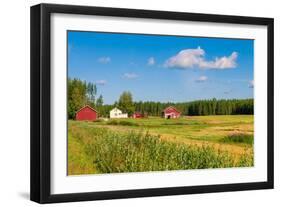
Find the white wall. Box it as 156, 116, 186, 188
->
0, 0, 279, 206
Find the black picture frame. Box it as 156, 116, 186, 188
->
30, 3, 274, 204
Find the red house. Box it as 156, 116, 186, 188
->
75, 105, 97, 121
132, 112, 143, 119
163, 106, 181, 119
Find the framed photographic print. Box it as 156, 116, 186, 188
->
30, 3, 274, 203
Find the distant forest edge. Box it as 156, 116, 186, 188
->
68, 78, 254, 119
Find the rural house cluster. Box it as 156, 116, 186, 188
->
75, 105, 181, 121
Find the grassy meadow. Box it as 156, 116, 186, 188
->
68, 115, 254, 175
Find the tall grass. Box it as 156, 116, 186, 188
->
68, 122, 253, 174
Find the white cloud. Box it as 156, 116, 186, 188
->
147, 57, 155, 66
203, 52, 238, 69
95, 80, 107, 85
195, 76, 208, 82
248, 80, 254, 88
98, 57, 111, 64
123, 73, 138, 79
165, 47, 238, 69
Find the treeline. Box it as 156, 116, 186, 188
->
68, 78, 253, 118
184, 99, 253, 115
99, 99, 253, 117
133, 99, 253, 116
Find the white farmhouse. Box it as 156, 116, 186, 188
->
109, 107, 128, 118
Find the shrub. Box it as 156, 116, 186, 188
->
107, 120, 139, 126
220, 133, 253, 145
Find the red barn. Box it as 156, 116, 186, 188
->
163, 106, 181, 119
75, 105, 98, 121
132, 112, 143, 119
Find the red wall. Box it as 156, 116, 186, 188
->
75, 106, 97, 121
164, 107, 181, 118
133, 113, 143, 118
164, 108, 180, 115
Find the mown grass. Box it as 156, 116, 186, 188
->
68, 120, 253, 175
93, 115, 254, 143
68, 132, 97, 175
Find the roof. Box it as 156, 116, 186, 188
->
110, 107, 122, 112
75, 105, 98, 114
163, 106, 181, 113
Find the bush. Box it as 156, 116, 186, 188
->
107, 120, 139, 126
93, 119, 104, 122
220, 133, 253, 145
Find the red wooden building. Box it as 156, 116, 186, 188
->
132, 112, 143, 119
75, 105, 98, 121
163, 106, 181, 119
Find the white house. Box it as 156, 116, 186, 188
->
109, 107, 128, 118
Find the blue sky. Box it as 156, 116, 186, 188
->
68, 31, 254, 105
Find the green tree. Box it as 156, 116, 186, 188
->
96, 95, 104, 107
118, 91, 134, 116
68, 78, 100, 119
68, 78, 87, 118
86, 82, 97, 106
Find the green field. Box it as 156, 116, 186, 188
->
68, 115, 254, 175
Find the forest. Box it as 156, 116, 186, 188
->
68, 78, 254, 119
